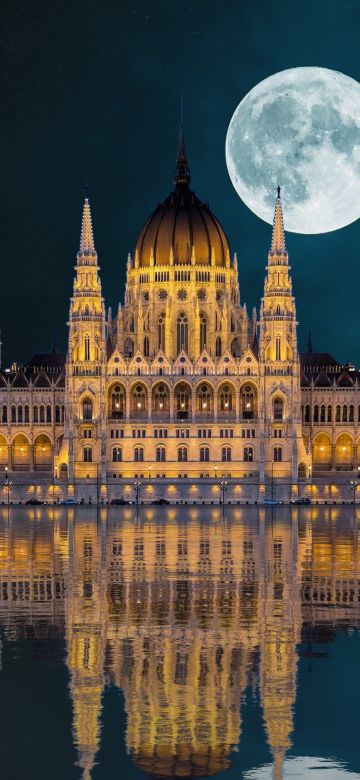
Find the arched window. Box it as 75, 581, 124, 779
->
55, 405, 61, 423
313, 404, 319, 423
215, 336, 222, 357
143, 336, 149, 357
336, 405, 341, 422
134, 446, 144, 462
2, 406, 7, 423
153, 384, 168, 412
349, 405, 354, 423
305, 404, 310, 423
156, 446, 166, 462
11, 405, 16, 423
84, 335, 90, 361
83, 397, 93, 421
158, 314, 165, 351
129, 316, 135, 333
222, 446, 231, 462
178, 446, 188, 462
33, 405, 38, 423
133, 385, 146, 412
84, 305, 89, 316
274, 446, 282, 462
327, 405, 332, 423
24, 405, 30, 423
244, 446, 253, 462
39, 405, 45, 423
200, 446, 209, 462
320, 404, 325, 423
230, 315, 236, 333
231, 337, 241, 357
275, 304, 281, 315
241, 385, 255, 419
112, 446, 122, 462
46, 405, 51, 423
275, 334, 281, 360
342, 405, 348, 422
110, 385, 125, 417
124, 337, 134, 358
177, 313, 188, 353
200, 313, 207, 351
175, 384, 191, 418
83, 446, 92, 462
198, 384, 211, 412
273, 396, 283, 421
18, 405, 23, 423
219, 384, 232, 412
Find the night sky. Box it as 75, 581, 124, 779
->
1, 0, 360, 365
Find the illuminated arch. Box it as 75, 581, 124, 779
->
12, 433, 31, 471
312, 433, 332, 468
34, 434, 53, 471
335, 433, 353, 467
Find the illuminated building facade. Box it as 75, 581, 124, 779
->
0, 128, 359, 502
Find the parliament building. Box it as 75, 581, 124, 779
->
1, 128, 359, 503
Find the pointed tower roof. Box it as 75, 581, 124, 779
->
307, 329, 313, 353
79, 192, 96, 254
174, 98, 191, 186
270, 186, 286, 254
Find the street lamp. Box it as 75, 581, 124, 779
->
4, 466, 12, 517
134, 480, 141, 513
220, 480, 227, 517
307, 464, 312, 498
349, 479, 358, 505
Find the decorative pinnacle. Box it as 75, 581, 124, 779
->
79, 191, 95, 253
174, 97, 191, 185
271, 186, 286, 253
307, 329, 313, 353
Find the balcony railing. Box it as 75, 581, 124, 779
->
130, 410, 148, 420
108, 411, 125, 421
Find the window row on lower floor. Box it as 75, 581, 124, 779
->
83, 445, 283, 463
302, 403, 360, 424
0, 404, 65, 424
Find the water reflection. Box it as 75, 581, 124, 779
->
0, 506, 359, 778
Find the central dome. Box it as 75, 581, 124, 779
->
135, 129, 230, 268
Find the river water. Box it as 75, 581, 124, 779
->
1, 505, 359, 779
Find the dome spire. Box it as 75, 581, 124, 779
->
271, 186, 286, 254
174, 98, 191, 186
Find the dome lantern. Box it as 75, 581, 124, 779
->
134, 117, 230, 268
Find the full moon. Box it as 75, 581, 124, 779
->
225, 67, 360, 234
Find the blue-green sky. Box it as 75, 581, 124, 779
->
1, 0, 359, 364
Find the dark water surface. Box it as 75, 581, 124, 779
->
1, 505, 359, 780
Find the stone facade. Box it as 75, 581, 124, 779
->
0, 135, 358, 503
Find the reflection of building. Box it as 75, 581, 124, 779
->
0, 508, 359, 777
15, 120, 360, 502
67, 520, 105, 779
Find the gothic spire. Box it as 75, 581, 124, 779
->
307, 329, 313, 353
174, 98, 191, 186
270, 186, 286, 254
79, 191, 96, 254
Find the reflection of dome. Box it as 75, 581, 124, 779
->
135, 127, 230, 268
133, 744, 230, 778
